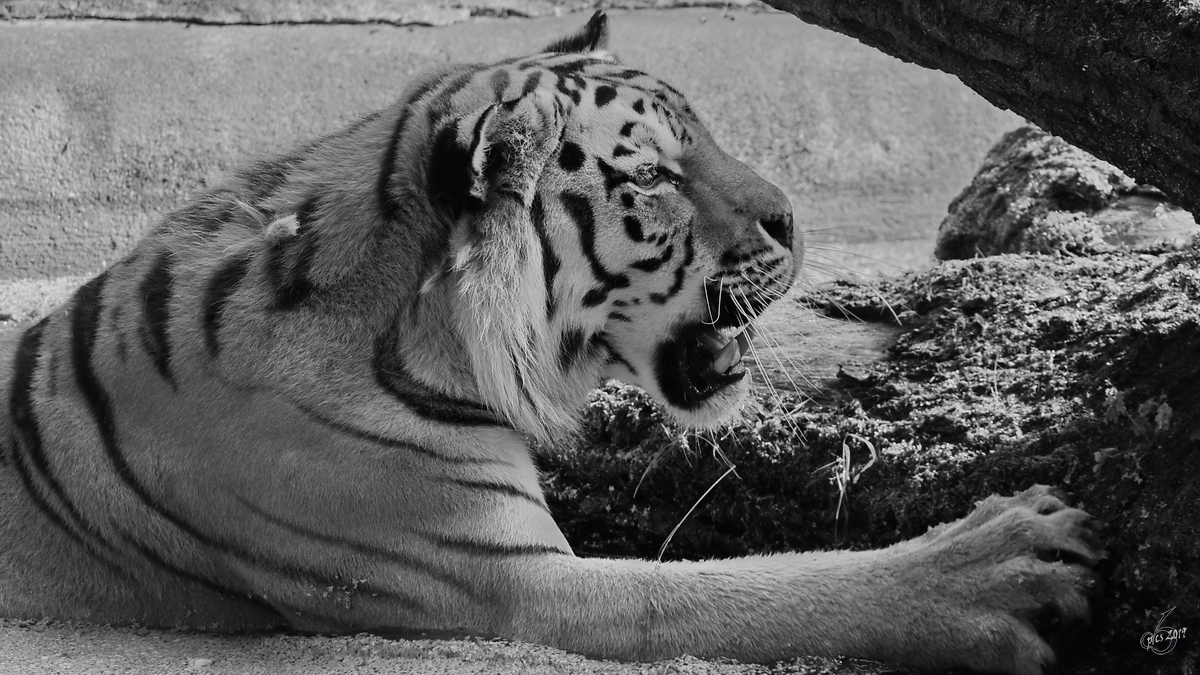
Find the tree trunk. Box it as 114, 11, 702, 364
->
761, 0, 1200, 220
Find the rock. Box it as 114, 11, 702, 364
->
935, 125, 1196, 259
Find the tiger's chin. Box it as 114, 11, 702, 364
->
648, 320, 756, 429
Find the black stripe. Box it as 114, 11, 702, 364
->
118, 533, 286, 618
235, 498, 474, 606
139, 252, 176, 388
202, 254, 251, 359
649, 233, 692, 304
378, 74, 449, 219
4, 319, 43, 429
7, 319, 129, 573
530, 194, 560, 320
109, 305, 128, 363
612, 144, 635, 158
596, 158, 630, 194
292, 400, 508, 466
657, 81, 691, 108
509, 354, 540, 414
489, 68, 511, 100
554, 74, 582, 105
662, 105, 691, 144
631, 245, 673, 273
427, 122, 483, 219
494, 53, 535, 67
619, 121, 636, 137
46, 349, 59, 397
332, 109, 383, 138
601, 68, 651, 82
443, 477, 549, 511
594, 334, 637, 377
650, 268, 686, 306
608, 350, 637, 376
466, 104, 495, 162
544, 57, 602, 75
583, 288, 609, 307
609, 348, 638, 374
427, 532, 570, 557
623, 215, 644, 242
240, 158, 294, 204
560, 192, 629, 294
426, 69, 478, 125
558, 328, 586, 371
632, 99, 645, 115
519, 70, 542, 97
6, 425, 81, 549
373, 322, 502, 426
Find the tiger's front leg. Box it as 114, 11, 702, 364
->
476, 485, 1099, 674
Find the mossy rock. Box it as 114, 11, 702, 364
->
936, 125, 1196, 260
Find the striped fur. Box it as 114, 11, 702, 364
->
0, 13, 1099, 672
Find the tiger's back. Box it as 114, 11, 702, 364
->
1, 13, 1101, 674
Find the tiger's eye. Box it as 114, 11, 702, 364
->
633, 165, 662, 188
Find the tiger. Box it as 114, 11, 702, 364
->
0, 12, 1101, 674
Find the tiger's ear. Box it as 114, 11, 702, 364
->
425, 90, 566, 224
543, 11, 609, 54
425, 103, 500, 221
426, 91, 565, 225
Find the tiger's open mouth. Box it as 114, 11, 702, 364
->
653, 320, 754, 409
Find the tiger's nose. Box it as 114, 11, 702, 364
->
759, 212, 793, 250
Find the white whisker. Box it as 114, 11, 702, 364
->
726, 287, 810, 441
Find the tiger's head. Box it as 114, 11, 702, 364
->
395, 13, 800, 441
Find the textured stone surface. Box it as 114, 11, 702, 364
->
0, 0, 471, 24
936, 125, 1196, 259
0, 0, 761, 23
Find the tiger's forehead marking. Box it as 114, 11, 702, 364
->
418, 53, 698, 151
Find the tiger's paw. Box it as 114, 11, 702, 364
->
891, 485, 1104, 675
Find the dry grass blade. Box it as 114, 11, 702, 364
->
654, 463, 738, 567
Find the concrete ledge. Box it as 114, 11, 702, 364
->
1, 0, 762, 24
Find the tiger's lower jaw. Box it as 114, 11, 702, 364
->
652, 322, 754, 416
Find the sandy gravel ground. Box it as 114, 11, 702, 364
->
4, 618, 848, 675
